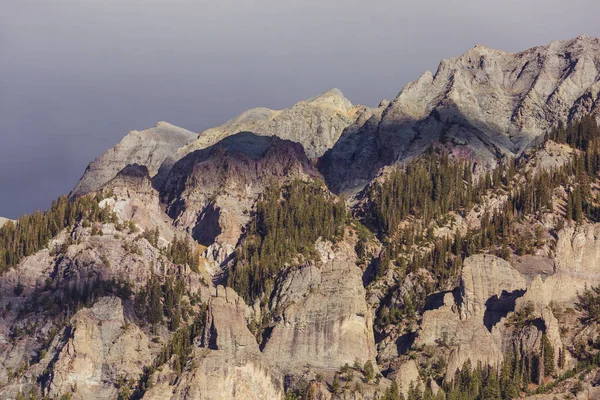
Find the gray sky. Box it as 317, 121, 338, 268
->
1, 0, 599, 218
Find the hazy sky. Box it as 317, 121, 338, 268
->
1, 0, 599, 218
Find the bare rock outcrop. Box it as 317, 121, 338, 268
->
143, 285, 284, 400
202, 285, 259, 355
416, 255, 527, 380
98, 164, 180, 244
181, 88, 360, 159
388, 359, 424, 396
520, 223, 600, 307
262, 239, 378, 373
72, 122, 197, 196
459, 254, 527, 319
322, 35, 600, 195
162, 132, 320, 249
47, 297, 152, 400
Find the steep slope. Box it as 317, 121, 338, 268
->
6, 36, 600, 400
162, 132, 320, 250
180, 88, 363, 159
321, 35, 600, 195
71, 122, 198, 196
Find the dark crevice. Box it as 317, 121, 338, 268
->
483, 289, 526, 332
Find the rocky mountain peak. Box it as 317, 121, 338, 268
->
321, 35, 600, 196
305, 87, 353, 112
71, 122, 197, 197
179, 88, 361, 159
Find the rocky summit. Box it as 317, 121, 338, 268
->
2, 36, 600, 400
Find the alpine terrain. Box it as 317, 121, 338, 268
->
2, 35, 600, 400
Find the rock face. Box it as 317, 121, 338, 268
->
417, 255, 527, 380
459, 254, 527, 319
98, 164, 180, 244
162, 132, 320, 248
388, 359, 424, 397
321, 35, 600, 195
263, 240, 378, 372
143, 286, 284, 400
47, 297, 152, 400
181, 88, 361, 159
520, 223, 600, 307
71, 122, 197, 196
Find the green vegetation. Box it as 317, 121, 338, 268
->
131, 306, 207, 399
0, 194, 117, 272
134, 273, 188, 331
575, 284, 600, 324
372, 116, 600, 333
228, 180, 347, 304
165, 234, 199, 271
504, 302, 535, 330
365, 148, 502, 239
542, 333, 555, 377
18, 278, 132, 324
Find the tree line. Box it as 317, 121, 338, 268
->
228, 179, 347, 304
0, 194, 117, 272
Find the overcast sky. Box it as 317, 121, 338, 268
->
1, 0, 599, 218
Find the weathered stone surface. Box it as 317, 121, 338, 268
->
417, 255, 527, 380
459, 254, 527, 319
98, 164, 180, 244
520, 223, 600, 307
322, 35, 600, 196
47, 297, 152, 400
143, 350, 283, 400
162, 132, 320, 249
181, 88, 360, 159
144, 286, 284, 400
262, 240, 377, 372
72, 122, 197, 196
388, 359, 423, 396
203, 285, 259, 355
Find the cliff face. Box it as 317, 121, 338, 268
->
161, 132, 320, 249
143, 286, 284, 400
415, 255, 528, 381
71, 122, 198, 197
180, 88, 361, 159
321, 35, 600, 195
5, 36, 600, 399
262, 239, 377, 373
47, 297, 153, 400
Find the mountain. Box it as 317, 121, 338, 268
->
321, 35, 600, 195
71, 122, 198, 197
2, 37, 600, 399
179, 88, 362, 159
71, 89, 361, 200
161, 132, 319, 248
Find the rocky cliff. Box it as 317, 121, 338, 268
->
4, 36, 600, 399
161, 132, 320, 249
180, 88, 362, 159
321, 35, 600, 195
71, 122, 198, 197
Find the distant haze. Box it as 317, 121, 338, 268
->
1, 0, 599, 218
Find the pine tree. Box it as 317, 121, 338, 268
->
542, 334, 555, 377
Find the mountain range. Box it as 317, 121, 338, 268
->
1, 36, 600, 399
